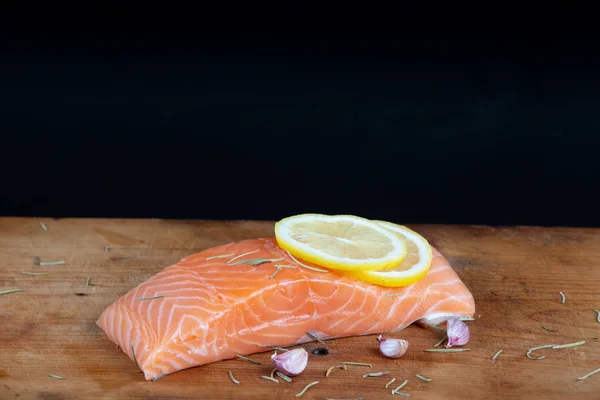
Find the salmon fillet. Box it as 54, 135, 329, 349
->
97, 238, 475, 380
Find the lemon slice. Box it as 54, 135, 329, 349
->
343, 221, 433, 287
274, 214, 407, 271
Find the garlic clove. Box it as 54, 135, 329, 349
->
379, 338, 409, 359
446, 318, 470, 348
271, 348, 308, 376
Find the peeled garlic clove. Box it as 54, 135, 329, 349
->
446, 318, 470, 348
379, 338, 409, 359
271, 348, 308, 376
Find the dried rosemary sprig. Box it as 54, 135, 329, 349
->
206, 253, 234, 261
392, 380, 409, 392
526, 344, 556, 360
295, 381, 319, 397
340, 361, 372, 367
22, 271, 49, 276
363, 371, 388, 378
492, 350, 503, 360
276, 371, 292, 383
416, 320, 447, 334
226, 250, 260, 265
260, 375, 279, 383
416, 374, 432, 382
459, 317, 476, 321
258, 345, 289, 352
85, 277, 91, 286
325, 365, 346, 377
39, 261, 65, 266
136, 295, 164, 301
132, 344, 140, 369
228, 370, 240, 384
48, 374, 64, 379
0, 289, 22, 296
541, 325, 559, 332
394, 393, 411, 397
424, 348, 470, 353
40, 221, 48, 231
434, 335, 447, 347
306, 332, 326, 346
578, 367, 600, 381
385, 378, 396, 388
594, 309, 600, 323
287, 252, 329, 273
553, 340, 585, 349
236, 355, 261, 365
559, 291, 566, 304
231, 258, 284, 266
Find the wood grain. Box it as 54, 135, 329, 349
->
1, 218, 599, 399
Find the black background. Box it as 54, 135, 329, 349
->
1, 5, 599, 226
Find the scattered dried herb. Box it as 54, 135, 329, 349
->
39, 261, 65, 266
312, 348, 329, 356
526, 344, 556, 360
416, 321, 447, 334
40, 221, 48, 231
258, 345, 289, 352
492, 350, 503, 360
227, 370, 240, 384
424, 348, 470, 353
227, 250, 260, 265
326, 365, 346, 377
206, 253, 234, 261
85, 277, 91, 286
260, 375, 279, 383
541, 325, 559, 332
594, 309, 600, 324
0, 289, 22, 296
393, 380, 409, 392
559, 292, 566, 304
231, 258, 284, 267
394, 393, 411, 397
270, 368, 276, 379
22, 271, 49, 276
132, 344, 140, 369
33, 256, 41, 265
459, 317, 476, 321
340, 361, 372, 367
578, 367, 600, 381
306, 332, 327, 347
434, 335, 447, 347
325, 398, 363, 400
363, 371, 388, 378
276, 371, 292, 383
104, 245, 109, 252
48, 374, 64, 379
236, 355, 261, 365
128, 273, 137, 280
416, 374, 432, 382
136, 295, 164, 301
287, 252, 329, 272
385, 378, 396, 388
553, 340, 585, 349
295, 381, 319, 397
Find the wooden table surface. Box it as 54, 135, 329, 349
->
1, 217, 599, 399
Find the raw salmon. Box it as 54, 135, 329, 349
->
97, 238, 475, 380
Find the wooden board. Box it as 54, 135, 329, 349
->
1, 217, 599, 400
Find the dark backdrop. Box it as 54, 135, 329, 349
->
1, 5, 599, 226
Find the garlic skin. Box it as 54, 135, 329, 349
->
271, 348, 308, 376
379, 338, 409, 359
446, 318, 470, 348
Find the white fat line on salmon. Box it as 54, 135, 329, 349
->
226, 250, 260, 265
